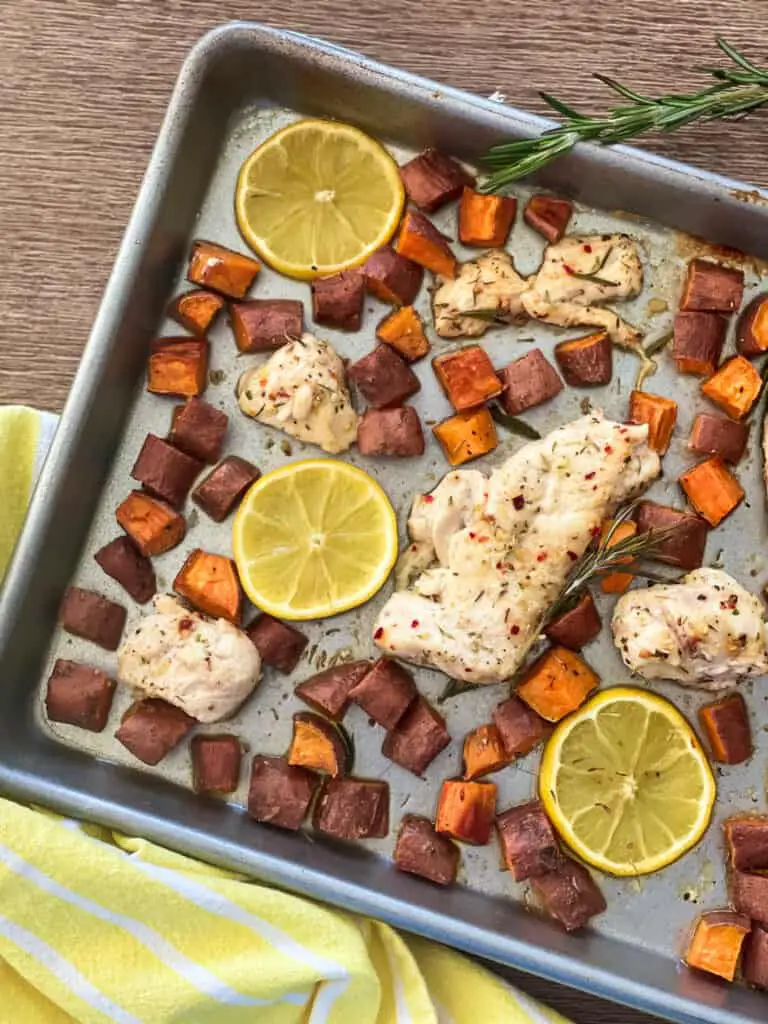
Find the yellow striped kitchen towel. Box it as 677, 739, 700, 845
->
0, 405, 570, 1024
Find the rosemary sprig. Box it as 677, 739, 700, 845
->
459, 308, 514, 324
546, 502, 681, 622
480, 38, 768, 191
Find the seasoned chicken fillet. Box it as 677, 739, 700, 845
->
238, 334, 359, 454
431, 234, 643, 348
521, 234, 643, 349
374, 413, 660, 683
117, 596, 262, 722
432, 250, 529, 338
612, 568, 768, 690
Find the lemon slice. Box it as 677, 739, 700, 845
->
232, 459, 398, 620
539, 687, 715, 877
235, 119, 405, 280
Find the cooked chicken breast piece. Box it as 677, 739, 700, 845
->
117, 596, 262, 722
374, 413, 660, 683
612, 568, 768, 690
238, 334, 358, 454
432, 250, 529, 338
431, 234, 643, 347
520, 234, 643, 350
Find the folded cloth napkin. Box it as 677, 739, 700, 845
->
0, 405, 568, 1024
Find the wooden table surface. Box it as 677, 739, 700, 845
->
2, 2, 766, 1020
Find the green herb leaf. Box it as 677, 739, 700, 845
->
437, 678, 482, 703
489, 404, 541, 439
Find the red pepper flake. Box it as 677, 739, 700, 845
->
513, 494, 525, 510
469, 532, 476, 539
464, 667, 473, 674
477, 536, 489, 543
567, 550, 578, 561
536, 552, 548, 562
410, 619, 420, 629
496, 561, 503, 570
591, 526, 601, 537
374, 627, 384, 640
411, 544, 418, 551
509, 624, 520, 635
583, 244, 593, 253
585, 471, 596, 480
423, 494, 434, 504
563, 263, 575, 275
604, 445, 614, 454
720, 595, 738, 610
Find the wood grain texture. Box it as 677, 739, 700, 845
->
0, 2, 753, 1020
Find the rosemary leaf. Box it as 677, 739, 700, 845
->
489, 404, 541, 439
437, 678, 482, 703
459, 308, 510, 324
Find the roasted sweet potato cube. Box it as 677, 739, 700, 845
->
381, 697, 450, 776
187, 240, 260, 299
311, 269, 365, 331
737, 294, 768, 357
396, 210, 457, 278
462, 724, 509, 780
288, 712, 350, 778
394, 814, 460, 885
492, 695, 551, 758
247, 755, 319, 830
459, 188, 517, 247
365, 246, 423, 306
744, 924, 768, 989
314, 778, 389, 840
544, 591, 602, 650
436, 779, 497, 845
634, 501, 708, 571
702, 355, 762, 420
191, 735, 242, 794
524, 195, 573, 243
531, 859, 606, 931
192, 456, 260, 522
348, 345, 421, 409
376, 306, 430, 362
168, 289, 225, 336
433, 345, 502, 412
60, 586, 126, 651
295, 661, 372, 721
680, 456, 744, 526
598, 518, 637, 594
685, 910, 751, 982
516, 647, 599, 722
116, 491, 186, 557
94, 536, 156, 604
148, 338, 209, 398
732, 871, 768, 925
725, 817, 768, 872
681, 259, 744, 314
399, 148, 475, 212
555, 331, 612, 386
115, 699, 195, 766
174, 549, 243, 624
357, 407, 425, 458
689, 413, 749, 465
673, 312, 726, 376
246, 614, 308, 674
496, 800, 561, 881
169, 398, 228, 464
498, 349, 563, 415
131, 433, 202, 509
45, 659, 115, 732
230, 299, 304, 352
349, 658, 416, 730
628, 391, 677, 454
699, 693, 752, 765
433, 408, 497, 466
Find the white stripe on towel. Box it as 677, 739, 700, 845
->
0, 913, 142, 1024
0, 844, 281, 1008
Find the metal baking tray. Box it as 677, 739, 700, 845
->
3, 22, 768, 1024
